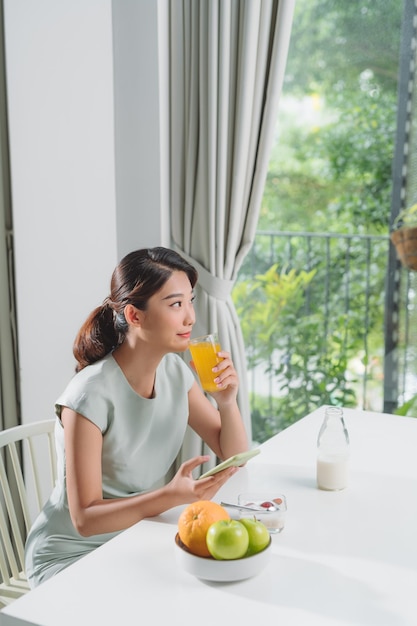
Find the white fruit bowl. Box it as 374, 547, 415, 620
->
174, 533, 271, 582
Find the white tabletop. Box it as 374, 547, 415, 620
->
1, 407, 416, 626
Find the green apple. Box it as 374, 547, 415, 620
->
206, 520, 249, 560
239, 517, 270, 555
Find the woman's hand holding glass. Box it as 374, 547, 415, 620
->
208, 350, 239, 404
189, 347, 239, 404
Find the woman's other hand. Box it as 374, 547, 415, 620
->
167, 455, 239, 504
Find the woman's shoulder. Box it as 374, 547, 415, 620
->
54, 354, 117, 426
63, 354, 116, 390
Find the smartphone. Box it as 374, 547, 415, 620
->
198, 448, 260, 479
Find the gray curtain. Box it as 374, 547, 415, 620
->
168, 0, 295, 467
0, 0, 19, 434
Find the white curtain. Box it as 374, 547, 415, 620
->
0, 0, 19, 433
168, 0, 295, 467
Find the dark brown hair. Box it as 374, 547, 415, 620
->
73, 247, 198, 372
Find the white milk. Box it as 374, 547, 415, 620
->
317, 454, 349, 490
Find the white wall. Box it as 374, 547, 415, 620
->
112, 0, 170, 256
4, 0, 167, 424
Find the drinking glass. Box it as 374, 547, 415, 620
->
189, 333, 222, 392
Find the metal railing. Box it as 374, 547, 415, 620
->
235, 230, 417, 439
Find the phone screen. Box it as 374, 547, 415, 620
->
198, 448, 260, 479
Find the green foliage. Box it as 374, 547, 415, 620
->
392, 203, 417, 231
235, 263, 317, 353
394, 395, 417, 418
233, 262, 359, 442
259, 0, 402, 236
261, 86, 397, 235
309, 90, 398, 232
285, 0, 402, 97
249, 395, 297, 444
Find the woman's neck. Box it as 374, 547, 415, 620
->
112, 340, 162, 399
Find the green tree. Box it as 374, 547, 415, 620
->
259, 0, 402, 234
285, 0, 402, 97
233, 262, 360, 442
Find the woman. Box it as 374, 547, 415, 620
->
25, 247, 248, 587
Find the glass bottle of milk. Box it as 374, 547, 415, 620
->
316, 406, 350, 490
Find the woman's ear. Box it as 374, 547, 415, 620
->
124, 304, 143, 326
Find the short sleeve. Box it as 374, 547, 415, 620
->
55, 392, 110, 433
54, 363, 113, 433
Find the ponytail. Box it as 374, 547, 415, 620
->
73, 302, 124, 373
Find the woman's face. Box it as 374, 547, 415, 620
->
134, 270, 196, 353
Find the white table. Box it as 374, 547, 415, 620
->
1, 407, 416, 626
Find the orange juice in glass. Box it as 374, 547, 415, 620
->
189, 333, 222, 392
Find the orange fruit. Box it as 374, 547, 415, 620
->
178, 500, 230, 557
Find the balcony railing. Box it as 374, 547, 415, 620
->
235, 230, 417, 440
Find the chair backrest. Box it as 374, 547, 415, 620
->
0, 419, 57, 606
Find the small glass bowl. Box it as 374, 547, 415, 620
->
237, 493, 287, 534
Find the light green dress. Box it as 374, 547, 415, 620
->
24, 352, 195, 587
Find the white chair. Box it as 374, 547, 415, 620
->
0, 419, 57, 608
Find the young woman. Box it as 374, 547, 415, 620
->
24, 247, 248, 587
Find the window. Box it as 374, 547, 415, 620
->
234, 0, 417, 443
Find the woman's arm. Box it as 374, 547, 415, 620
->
62, 408, 237, 537
187, 349, 249, 460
